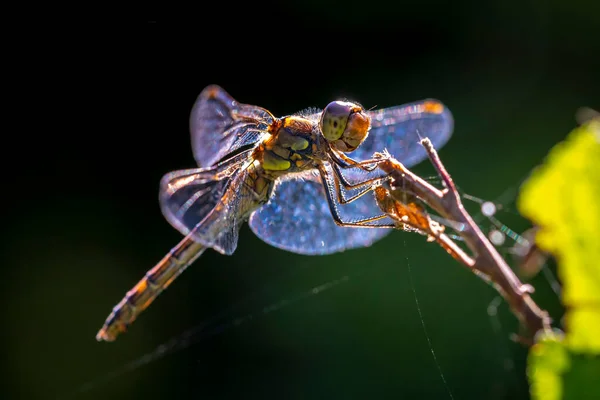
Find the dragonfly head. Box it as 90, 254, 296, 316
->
319, 101, 371, 153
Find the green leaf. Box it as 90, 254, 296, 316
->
519, 120, 600, 399
528, 331, 600, 400
528, 331, 569, 400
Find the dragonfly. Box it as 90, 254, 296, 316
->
96, 85, 453, 342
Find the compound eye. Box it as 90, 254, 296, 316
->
320, 101, 354, 142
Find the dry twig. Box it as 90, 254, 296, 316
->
373, 139, 552, 341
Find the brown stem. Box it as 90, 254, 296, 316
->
376, 141, 552, 341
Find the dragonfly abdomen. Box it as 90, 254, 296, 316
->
96, 236, 205, 342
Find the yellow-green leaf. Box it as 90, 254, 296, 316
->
520, 120, 600, 400
518, 121, 600, 353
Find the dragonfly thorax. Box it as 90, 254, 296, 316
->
258, 115, 322, 176
319, 101, 371, 153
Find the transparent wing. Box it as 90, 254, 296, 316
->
248, 172, 392, 255
190, 85, 274, 167
159, 150, 258, 255
355, 99, 454, 167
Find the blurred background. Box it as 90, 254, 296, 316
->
3, 1, 599, 399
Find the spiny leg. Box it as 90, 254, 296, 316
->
326, 162, 390, 204
332, 163, 390, 194
332, 167, 382, 204
328, 149, 389, 172
318, 164, 395, 228
331, 162, 389, 189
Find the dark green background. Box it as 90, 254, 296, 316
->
4, 2, 598, 399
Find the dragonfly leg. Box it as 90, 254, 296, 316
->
329, 149, 391, 172
318, 164, 395, 228
331, 162, 390, 188
333, 171, 381, 204
328, 163, 390, 204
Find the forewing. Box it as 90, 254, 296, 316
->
190, 85, 273, 167
249, 173, 392, 255
159, 151, 254, 255
352, 99, 454, 167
